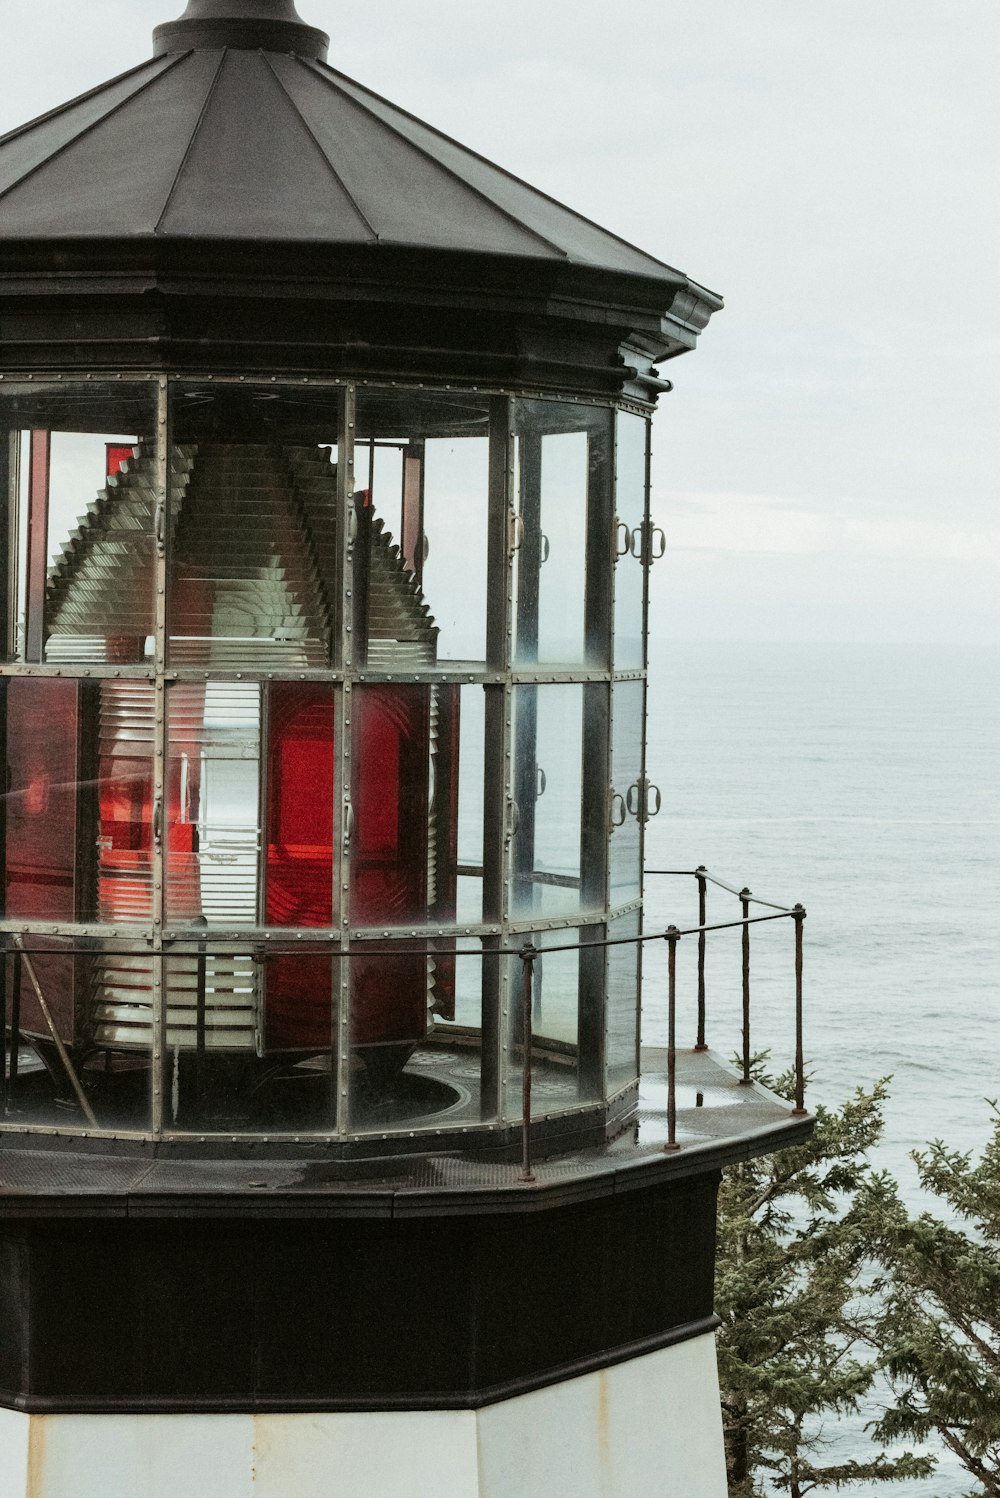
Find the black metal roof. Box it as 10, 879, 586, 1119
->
0, 1, 721, 389
0, 1, 691, 283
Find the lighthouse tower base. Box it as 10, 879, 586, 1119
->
0, 1335, 727, 1498
0, 1131, 812, 1498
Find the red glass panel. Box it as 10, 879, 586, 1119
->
96, 684, 156, 924
98, 756, 153, 923
352, 687, 431, 1047
430, 685, 460, 1019
4, 679, 79, 1040
264, 684, 335, 1050
105, 443, 135, 479
5, 679, 78, 922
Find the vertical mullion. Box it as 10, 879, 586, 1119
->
482, 395, 513, 1121
150, 378, 170, 1137
0, 681, 7, 925
637, 414, 652, 1079
24, 430, 50, 664
511, 420, 539, 924
0, 429, 16, 659
582, 408, 616, 1098
607, 412, 621, 1098
335, 385, 356, 1137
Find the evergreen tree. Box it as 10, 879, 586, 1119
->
862, 1106, 1000, 1497
716, 1071, 932, 1496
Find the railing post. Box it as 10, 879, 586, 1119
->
0, 946, 7, 1116
519, 943, 537, 1182
664, 925, 681, 1153
8, 948, 23, 1105
791, 905, 807, 1115
695, 866, 707, 1051
740, 888, 752, 1084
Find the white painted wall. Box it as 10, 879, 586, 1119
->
476, 1336, 728, 1498
0, 1334, 727, 1498
0, 1409, 29, 1496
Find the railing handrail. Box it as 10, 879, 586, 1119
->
646, 865, 798, 915
2, 869, 808, 1167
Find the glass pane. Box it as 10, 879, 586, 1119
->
610, 679, 644, 905
352, 684, 430, 927
265, 684, 336, 1049
161, 944, 336, 1134
96, 681, 156, 927
3, 677, 81, 924
606, 912, 640, 1095
512, 400, 613, 669
614, 412, 648, 671
266, 683, 335, 927
166, 682, 261, 927
455, 685, 486, 925
504, 925, 603, 1118
1, 678, 160, 932
511, 684, 605, 920
167, 383, 342, 668
348, 936, 494, 1131
354, 388, 492, 667
0, 382, 157, 664
1, 936, 152, 1133
0, 679, 155, 1130
351, 683, 470, 932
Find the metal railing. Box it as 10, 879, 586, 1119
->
1, 868, 807, 1180
643, 867, 806, 1162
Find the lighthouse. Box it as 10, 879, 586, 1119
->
0, 5, 811, 1495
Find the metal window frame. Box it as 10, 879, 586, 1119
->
0, 371, 651, 1148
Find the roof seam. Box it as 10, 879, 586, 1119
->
154, 50, 229, 237
310, 56, 682, 281
296, 56, 571, 264
263, 53, 378, 241
0, 55, 169, 151
0, 52, 192, 210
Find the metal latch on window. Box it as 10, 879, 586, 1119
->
626, 776, 662, 825
630, 519, 666, 567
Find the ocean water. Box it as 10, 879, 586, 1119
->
642, 640, 1000, 1498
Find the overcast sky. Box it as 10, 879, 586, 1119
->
4, 1, 998, 644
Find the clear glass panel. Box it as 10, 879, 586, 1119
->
511, 684, 606, 920
610, 679, 645, 906
166, 681, 262, 927
0, 382, 157, 664
161, 944, 337, 1134
348, 935, 494, 1132
347, 672, 492, 1121
606, 912, 640, 1096
504, 925, 603, 1118
1, 935, 152, 1133
354, 388, 492, 668
512, 400, 613, 669
455, 685, 486, 925
167, 383, 342, 668
614, 412, 648, 671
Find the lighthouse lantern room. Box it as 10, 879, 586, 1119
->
0, 6, 811, 1497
